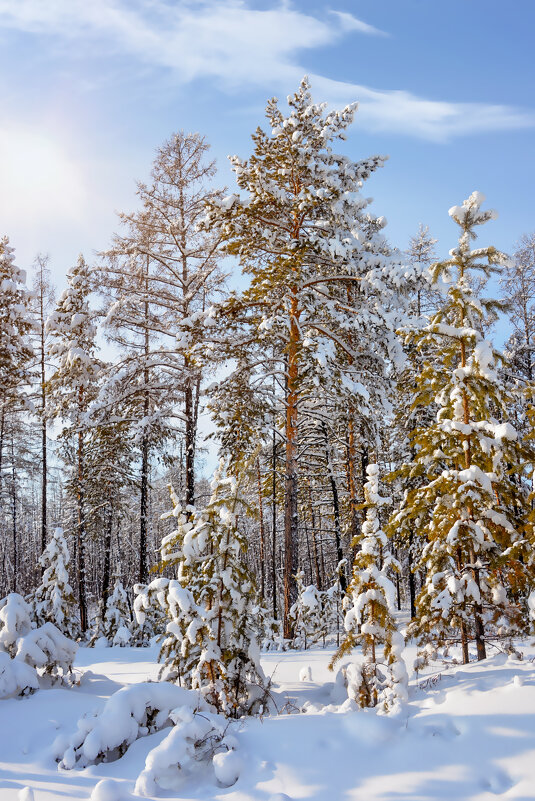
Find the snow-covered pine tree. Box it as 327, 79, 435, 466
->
0, 236, 34, 413
46, 255, 102, 633
131, 579, 169, 646
406, 224, 440, 316
202, 78, 410, 637
90, 579, 131, 647
330, 464, 407, 713
157, 466, 268, 717
289, 571, 326, 649
0, 237, 34, 592
32, 526, 78, 639
0, 593, 33, 657
391, 192, 535, 665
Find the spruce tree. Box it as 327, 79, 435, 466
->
391, 192, 534, 665
156, 466, 268, 717
32, 527, 78, 639
46, 255, 101, 633
331, 464, 407, 712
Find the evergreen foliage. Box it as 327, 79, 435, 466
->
32, 526, 78, 639
391, 192, 535, 665
331, 464, 407, 712
157, 466, 268, 717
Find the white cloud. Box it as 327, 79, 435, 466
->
329, 10, 388, 37
0, 0, 533, 141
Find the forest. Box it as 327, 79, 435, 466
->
2, 76, 535, 747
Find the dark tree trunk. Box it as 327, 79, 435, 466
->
139, 432, 149, 584
271, 428, 278, 620
77, 429, 88, 632
323, 423, 346, 593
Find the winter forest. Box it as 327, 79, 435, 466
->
3, 77, 535, 800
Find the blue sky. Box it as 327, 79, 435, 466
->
0, 0, 534, 295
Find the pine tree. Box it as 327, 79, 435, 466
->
391, 192, 535, 665
330, 464, 407, 712
202, 78, 409, 637
289, 571, 326, 649
0, 236, 34, 410
32, 526, 78, 639
90, 580, 131, 646
0, 237, 34, 591
46, 255, 102, 633
156, 466, 268, 717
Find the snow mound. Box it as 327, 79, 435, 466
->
90, 779, 129, 801
58, 681, 208, 768
135, 705, 234, 795
0, 652, 39, 699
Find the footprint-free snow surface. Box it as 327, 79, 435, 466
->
2, 642, 535, 800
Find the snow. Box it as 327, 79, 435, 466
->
0, 628, 535, 801
1, 640, 535, 800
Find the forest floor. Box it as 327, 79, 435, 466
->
1, 636, 535, 801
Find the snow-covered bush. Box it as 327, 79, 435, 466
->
289, 572, 327, 649
135, 706, 236, 795
130, 579, 168, 646
16, 622, 77, 683
157, 467, 270, 717
32, 527, 79, 639
0, 593, 33, 656
0, 651, 39, 699
90, 580, 132, 647
57, 681, 208, 769
330, 464, 407, 714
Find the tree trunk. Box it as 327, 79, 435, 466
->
256, 458, 265, 600
10, 435, 17, 593
323, 423, 346, 593
283, 297, 299, 639
184, 365, 196, 509
77, 429, 88, 632
271, 427, 278, 620
139, 432, 149, 584
101, 502, 113, 608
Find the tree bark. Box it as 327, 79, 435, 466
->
283, 295, 300, 639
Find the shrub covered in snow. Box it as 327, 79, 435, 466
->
57, 681, 208, 769
0, 651, 39, 699
135, 706, 237, 796
0, 593, 33, 656
16, 622, 78, 683
32, 527, 79, 639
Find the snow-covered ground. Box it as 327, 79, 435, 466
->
2, 641, 535, 801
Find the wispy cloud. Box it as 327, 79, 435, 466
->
0, 0, 533, 141
329, 10, 388, 37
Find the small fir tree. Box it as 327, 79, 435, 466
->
157, 466, 268, 717
331, 464, 407, 713
289, 571, 327, 649
32, 527, 78, 640
90, 579, 132, 646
